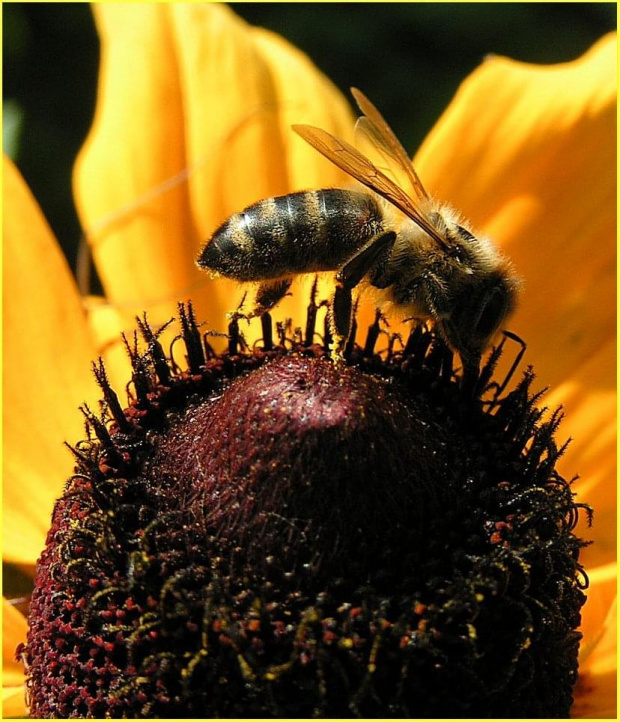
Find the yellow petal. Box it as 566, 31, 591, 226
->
3, 599, 27, 684
573, 595, 617, 718
415, 34, 616, 391
579, 562, 617, 663
3, 157, 99, 564
545, 338, 616, 570
74, 4, 352, 338
583, 597, 616, 676
169, 5, 350, 240
248, 26, 354, 193
2, 687, 27, 719
2, 599, 27, 717
73, 4, 195, 331
84, 295, 133, 393
247, 26, 355, 324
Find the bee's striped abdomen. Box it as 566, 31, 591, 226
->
198, 189, 384, 282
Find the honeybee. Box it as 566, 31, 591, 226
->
198, 88, 519, 377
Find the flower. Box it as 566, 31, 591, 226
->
3, 4, 615, 717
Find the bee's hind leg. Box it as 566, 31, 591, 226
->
331, 230, 397, 356
250, 278, 293, 318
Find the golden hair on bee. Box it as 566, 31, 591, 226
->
198, 88, 520, 380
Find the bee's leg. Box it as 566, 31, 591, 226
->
460, 353, 482, 398
330, 231, 397, 356
250, 278, 293, 318
331, 285, 354, 356
338, 231, 397, 290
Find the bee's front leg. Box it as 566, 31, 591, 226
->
330, 231, 397, 357
459, 351, 483, 399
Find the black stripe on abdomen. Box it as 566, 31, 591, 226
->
198, 189, 385, 281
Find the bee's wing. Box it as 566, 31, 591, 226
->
292, 124, 450, 251
354, 116, 411, 192
351, 87, 429, 202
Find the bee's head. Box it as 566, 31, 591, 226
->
440, 269, 520, 366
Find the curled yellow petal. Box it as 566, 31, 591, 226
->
74, 4, 353, 336
73, 4, 194, 331
545, 338, 616, 570
3, 157, 100, 565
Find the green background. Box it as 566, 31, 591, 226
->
3, 2, 616, 275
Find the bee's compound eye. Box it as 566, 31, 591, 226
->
474, 286, 509, 340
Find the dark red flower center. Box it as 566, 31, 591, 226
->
20, 306, 591, 718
